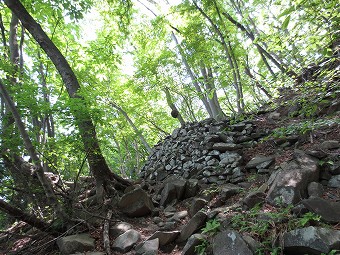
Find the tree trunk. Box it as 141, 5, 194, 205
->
163, 87, 186, 126
200, 63, 226, 120
171, 31, 214, 117
193, 1, 243, 112
0, 198, 63, 235
0, 79, 67, 220
110, 102, 152, 154
4, 0, 131, 194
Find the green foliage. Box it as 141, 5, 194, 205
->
194, 238, 209, 255
202, 219, 221, 236
298, 212, 321, 227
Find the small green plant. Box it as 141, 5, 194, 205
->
194, 238, 209, 255
298, 212, 321, 227
202, 219, 221, 236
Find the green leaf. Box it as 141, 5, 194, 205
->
278, 6, 295, 18
282, 15, 291, 30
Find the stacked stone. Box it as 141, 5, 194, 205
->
140, 118, 266, 184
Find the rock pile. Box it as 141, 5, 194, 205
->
141, 118, 268, 184
57, 114, 340, 255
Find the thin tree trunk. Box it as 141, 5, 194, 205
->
171, 31, 214, 117
4, 0, 131, 193
0, 79, 66, 220
200, 63, 226, 120
163, 87, 186, 126
0, 198, 63, 235
193, 1, 243, 112
110, 102, 152, 154
222, 12, 297, 78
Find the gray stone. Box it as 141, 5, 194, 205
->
110, 222, 132, 238
112, 229, 141, 253
284, 226, 340, 254
266, 152, 319, 205
189, 198, 208, 217
246, 155, 275, 169
328, 175, 340, 188
329, 162, 340, 175
160, 178, 187, 206
213, 143, 241, 152
212, 230, 253, 255
219, 152, 242, 165
243, 191, 266, 209
220, 183, 241, 200
182, 234, 204, 255
118, 188, 154, 217
184, 179, 199, 198
242, 234, 260, 254
136, 238, 159, 255
177, 211, 207, 243
148, 231, 180, 246
301, 197, 340, 223
307, 182, 324, 197
320, 140, 340, 150
57, 233, 95, 255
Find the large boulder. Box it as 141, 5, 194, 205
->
147, 231, 180, 246
212, 230, 253, 255
112, 229, 141, 253
177, 211, 207, 243
284, 226, 340, 254
135, 238, 159, 255
57, 233, 95, 255
118, 188, 154, 217
301, 197, 340, 224
160, 177, 187, 206
266, 151, 319, 205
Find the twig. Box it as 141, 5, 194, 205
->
103, 210, 113, 255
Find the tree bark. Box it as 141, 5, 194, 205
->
4, 0, 131, 193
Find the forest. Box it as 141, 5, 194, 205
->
0, 0, 339, 254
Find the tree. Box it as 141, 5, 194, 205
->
4, 0, 131, 199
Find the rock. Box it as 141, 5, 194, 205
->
182, 234, 205, 255
284, 226, 340, 254
212, 230, 253, 255
245, 155, 275, 169
136, 238, 159, 255
329, 162, 340, 175
219, 152, 242, 165
320, 140, 340, 150
57, 233, 95, 255
243, 191, 266, 209
307, 182, 324, 197
112, 229, 141, 253
110, 222, 132, 238
184, 179, 200, 198
189, 198, 208, 217
220, 183, 241, 200
148, 231, 180, 246
177, 211, 207, 243
301, 197, 340, 223
213, 143, 241, 151
160, 178, 187, 206
266, 151, 319, 205
242, 234, 260, 254
118, 188, 154, 217
328, 175, 340, 188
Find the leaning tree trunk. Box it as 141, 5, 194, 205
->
164, 87, 186, 126
0, 79, 67, 220
110, 102, 152, 154
4, 0, 131, 196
